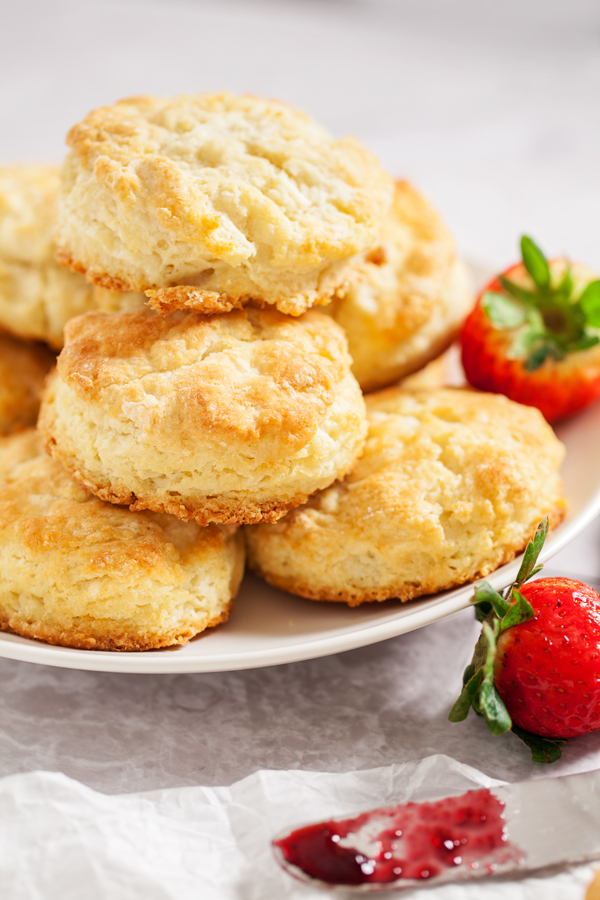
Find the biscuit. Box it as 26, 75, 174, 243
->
0, 334, 54, 434
0, 430, 245, 650
39, 307, 367, 525
92, 285, 147, 314
0, 165, 97, 347
56, 93, 394, 316
245, 387, 566, 605
325, 181, 473, 392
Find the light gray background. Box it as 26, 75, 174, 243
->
1, 0, 600, 794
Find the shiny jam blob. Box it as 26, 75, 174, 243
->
274, 788, 515, 886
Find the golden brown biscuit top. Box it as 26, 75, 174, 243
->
383, 180, 455, 333
57, 307, 350, 454
0, 164, 59, 264
0, 430, 225, 573
299, 387, 564, 525
63, 92, 393, 267
361, 386, 560, 476
346, 180, 456, 339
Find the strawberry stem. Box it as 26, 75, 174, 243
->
499, 590, 535, 632
482, 237, 600, 371
447, 517, 565, 762
511, 517, 549, 589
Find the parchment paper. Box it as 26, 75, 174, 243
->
1, 754, 596, 899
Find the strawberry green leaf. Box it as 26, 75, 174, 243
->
448, 670, 482, 722
480, 681, 512, 735
521, 235, 550, 289
479, 622, 512, 735
482, 292, 527, 329
498, 275, 537, 305
450, 629, 489, 718
474, 602, 492, 623
462, 663, 476, 685
579, 279, 600, 327
507, 319, 545, 360
555, 265, 574, 301
574, 334, 600, 351
473, 581, 510, 618
514, 517, 549, 586
449, 517, 554, 756
494, 239, 599, 363
499, 589, 535, 632
525, 342, 557, 372
511, 725, 566, 764
471, 628, 490, 672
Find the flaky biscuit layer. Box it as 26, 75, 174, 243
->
39, 307, 367, 525
246, 387, 566, 604
56, 93, 393, 315
0, 430, 245, 650
325, 181, 474, 392
0, 165, 97, 347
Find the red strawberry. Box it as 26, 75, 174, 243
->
495, 578, 600, 739
449, 519, 600, 762
461, 236, 600, 422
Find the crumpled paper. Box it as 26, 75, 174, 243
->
0, 754, 596, 899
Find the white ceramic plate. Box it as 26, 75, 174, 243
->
1, 394, 599, 673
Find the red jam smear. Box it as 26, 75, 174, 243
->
274, 788, 514, 885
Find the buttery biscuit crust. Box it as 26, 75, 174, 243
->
0, 165, 147, 347
0, 165, 97, 347
56, 92, 394, 314
245, 387, 566, 604
0, 334, 54, 434
325, 181, 474, 392
0, 430, 245, 650
39, 307, 367, 525
0, 165, 58, 264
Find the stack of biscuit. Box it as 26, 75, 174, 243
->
0, 92, 566, 651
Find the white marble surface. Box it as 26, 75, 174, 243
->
1, 0, 600, 872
